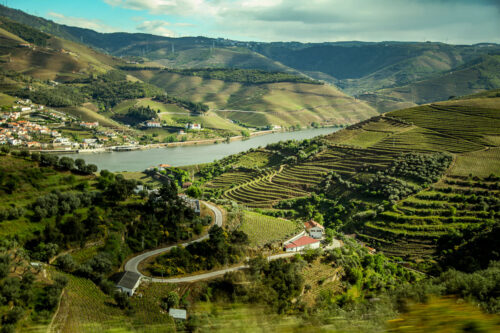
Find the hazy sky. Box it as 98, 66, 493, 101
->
8, 0, 500, 43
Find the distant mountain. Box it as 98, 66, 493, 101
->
359, 54, 500, 112
0, 16, 375, 130
1, 4, 500, 112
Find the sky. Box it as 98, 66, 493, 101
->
6, 0, 500, 44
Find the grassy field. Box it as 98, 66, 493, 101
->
116, 171, 162, 188
238, 211, 301, 247
0, 91, 16, 105
61, 105, 132, 131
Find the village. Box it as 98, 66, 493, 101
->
0, 99, 134, 150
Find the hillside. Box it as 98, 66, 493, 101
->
197, 91, 500, 260
360, 54, 500, 111
134, 69, 377, 127
2, 4, 500, 114
0, 16, 376, 134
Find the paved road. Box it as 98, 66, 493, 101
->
125, 201, 306, 284
124, 201, 223, 276
147, 252, 298, 283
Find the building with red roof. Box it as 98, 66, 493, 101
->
284, 235, 320, 252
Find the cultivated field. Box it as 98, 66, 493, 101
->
203, 97, 500, 257
238, 211, 301, 247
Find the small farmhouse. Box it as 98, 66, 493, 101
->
186, 123, 201, 130
116, 271, 141, 296
169, 308, 187, 320
146, 121, 161, 128
304, 220, 324, 239
80, 121, 99, 129
284, 235, 320, 252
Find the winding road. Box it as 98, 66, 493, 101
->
124, 202, 223, 277
124, 202, 298, 283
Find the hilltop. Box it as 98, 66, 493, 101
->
0, 15, 377, 146
1, 4, 500, 114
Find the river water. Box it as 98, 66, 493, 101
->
61, 127, 339, 172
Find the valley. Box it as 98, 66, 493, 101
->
0, 3, 498, 333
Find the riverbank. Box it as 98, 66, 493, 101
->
48, 129, 281, 154
57, 127, 340, 172
141, 129, 277, 150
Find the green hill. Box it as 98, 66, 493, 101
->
198, 92, 500, 259
360, 54, 500, 112
0, 16, 376, 131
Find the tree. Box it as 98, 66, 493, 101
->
40, 154, 58, 166
114, 291, 131, 309
0, 254, 10, 279
164, 291, 179, 309
84, 164, 98, 175
58, 157, 75, 171
75, 158, 86, 171
186, 186, 202, 198
55, 254, 77, 272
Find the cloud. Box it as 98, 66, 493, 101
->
47, 12, 120, 33
104, 0, 218, 16
136, 20, 174, 36
102, 0, 500, 43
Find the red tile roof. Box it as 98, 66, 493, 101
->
284, 235, 320, 249
304, 220, 324, 230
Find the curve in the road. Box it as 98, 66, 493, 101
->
124, 201, 305, 283
124, 201, 223, 276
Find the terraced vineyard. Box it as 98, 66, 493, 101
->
238, 211, 302, 247
204, 171, 258, 189
358, 175, 500, 258
200, 95, 500, 258
205, 145, 395, 208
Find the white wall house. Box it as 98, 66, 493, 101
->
304, 220, 325, 239
146, 121, 161, 128
116, 271, 141, 296
284, 235, 320, 252
186, 123, 201, 130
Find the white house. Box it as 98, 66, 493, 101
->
304, 220, 325, 239
169, 308, 187, 320
80, 121, 99, 129
284, 235, 320, 252
146, 121, 161, 128
7, 138, 21, 146
116, 271, 141, 296
186, 123, 201, 130
83, 138, 97, 144
53, 137, 72, 146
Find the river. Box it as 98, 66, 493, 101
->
60, 127, 339, 172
